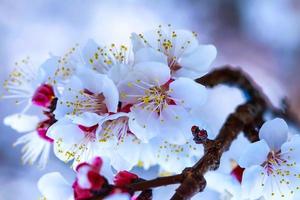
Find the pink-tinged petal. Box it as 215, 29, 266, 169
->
38, 172, 73, 200
4, 114, 39, 133
134, 47, 167, 64
77, 165, 92, 189
114, 171, 139, 187
241, 165, 266, 200
259, 118, 288, 151
169, 77, 207, 109
178, 45, 217, 78
238, 140, 270, 168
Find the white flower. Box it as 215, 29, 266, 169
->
1, 58, 45, 111
47, 117, 107, 168
54, 68, 119, 121
238, 118, 300, 200
131, 24, 217, 79
4, 113, 52, 169
119, 62, 207, 144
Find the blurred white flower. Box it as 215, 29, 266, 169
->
238, 118, 300, 200
4, 113, 54, 169
131, 24, 217, 79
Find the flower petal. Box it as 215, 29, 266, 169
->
133, 61, 171, 86
178, 45, 217, 78
241, 165, 266, 200
4, 114, 39, 133
259, 118, 288, 151
238, 140, 269, 168
159, 105, 193, 144
129, 105, 160, 142
38, 172, 73, 200
102, 76, 119, 113
47, 119, 85, 162
169, 77, 207, 109
82, 39, 99, 68
134, 47, 167, 64
173, 29, 199, 56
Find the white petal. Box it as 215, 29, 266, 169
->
134, 47, 167, 64
80, 71, 119, 113
259, 118, 288, 151
159, 105, 193, 144
241, 165, 266, 200
130, 105, 160, 142
109, 152, 134, 171
238, 140, 269, 168
173, 29, 199, 56
281, 134, 300, 162
47, 119, 85, 162
102, 76, 119, 113
133, 61, 171, 86
113, 134, 141, 169
178, 45, 217, 77
205, 171, 240, 197
131, 32, 147, 52
38, 172, 73, 200
76, 68, 105, 93
14, 131, 51, 169
4, 114, 39, 133
107, 63, 131, 86
169, 77, 207, 109
82, 39, 99, 68
128, 112, 152, 143
68, 112, 105, 127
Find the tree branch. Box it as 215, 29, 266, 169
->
124, 66, 300, 200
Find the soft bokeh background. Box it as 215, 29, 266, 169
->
0, 0, 299, 199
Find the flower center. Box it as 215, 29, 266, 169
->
263, 151, 287, 176
70, 89, 108, 116
78, 124, 99, 141
99, 116, 130, 142
168, 57, 182, 74
138, 79, 175, 114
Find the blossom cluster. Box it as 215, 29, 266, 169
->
2, 25, 300, 200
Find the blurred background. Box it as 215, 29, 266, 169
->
0, 0, 299, 199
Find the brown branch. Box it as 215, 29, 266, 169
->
125, 66, 300, 200
128, 174, 183, 191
